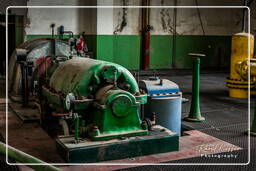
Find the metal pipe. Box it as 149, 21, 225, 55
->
195, 0, 205, 35
242, 0, 248, 32
74, 114, 80, 141
0, 142, 61, 171
52, 112, 69, 117
50, 23, 55, 38
242, 0, 254, 32
172, 0, 177, 68
21, 63, 29, 107
141, 0, 151, 69
184, 54, 205, 122
51, 39, 56, 56
190, 58, 201, 116
147, 0, 150, 27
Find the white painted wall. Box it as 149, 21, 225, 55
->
97, 0, 253, 36
97, 0, 114, 34
10, 0, 256, 36
176, 0, 244, 35
149, 0, 249, 35
150, 0, 175, 35
97, 0, 140, 35
26, 0, 97, 35
113, 0, 141, 35
26, 8, 79, 35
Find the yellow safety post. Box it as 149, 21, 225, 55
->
226, 33, 254, 98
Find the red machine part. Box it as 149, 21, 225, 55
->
76, 36, 88, 53
34, 57, 53, 77
76, 37, 85, 51
143, 31, 150, 69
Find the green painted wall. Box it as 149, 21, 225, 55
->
96, 35, 232, 69
175, 35, 232, 69
113, 35, 141, 69
149, 35, 173, 69
97, 35, 141, 70
96, 35, 114, 62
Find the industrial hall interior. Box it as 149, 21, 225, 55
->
0, 0, 256, 171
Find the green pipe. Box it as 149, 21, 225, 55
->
0, 142, 61, 171
74, 116, 80, 141
184, 57, 205, 122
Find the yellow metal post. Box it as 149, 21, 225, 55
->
227, 33, 254, 98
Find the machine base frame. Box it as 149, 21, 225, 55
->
56, 125, 179, 163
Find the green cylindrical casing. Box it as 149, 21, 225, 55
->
42, 57, 143, 111
74, 116, 80, 140
49, 57, 139, 98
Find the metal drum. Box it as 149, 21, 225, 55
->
139, 77, 182, 135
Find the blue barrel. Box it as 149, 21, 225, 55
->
139, 77, 182, 135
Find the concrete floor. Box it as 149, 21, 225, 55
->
0, 72, 255, 171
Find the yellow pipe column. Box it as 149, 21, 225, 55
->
227, 33, 254, 98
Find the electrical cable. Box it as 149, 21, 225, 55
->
195, 0, 205, 35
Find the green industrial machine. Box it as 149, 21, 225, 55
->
40, 57, 149, 140
29, 56, 179, 163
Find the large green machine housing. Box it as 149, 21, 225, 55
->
40, 57, 148, 141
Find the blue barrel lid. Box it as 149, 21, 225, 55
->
139, 77, 180, 95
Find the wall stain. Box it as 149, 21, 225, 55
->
113, 0, 128, 34
160, 0, 178, 34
